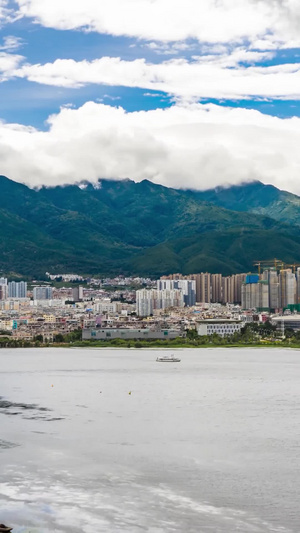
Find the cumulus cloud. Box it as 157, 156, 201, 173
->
12, 52, 300, 101
1, 101, 300, 195
12, 0, 300, 48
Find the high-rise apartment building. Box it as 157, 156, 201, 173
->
279, 269, 296, 308
72, 286, 83, 302
196, 273, 211, 303
0, 284, 8, 301
297, 268, 300, 304
0, 277, 7, 301
33, 286, 53, 300
136, 289, 184, 317
211, 274, 222, 303
241, 279, 269, 310
157, 279, 196, 307
160, 273, 183, 281
8, 281, 27, 299
222, 276, 235, 304
232, 273, 247, 304
262, 269, 280, 310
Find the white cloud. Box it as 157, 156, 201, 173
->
103, 94, 121, 101
12, 0, 300, 48
12, 53, 300, 101
0, 51, 23, 80
0, 35, 24, 51
145, 41, 194, 55
0, 0, 19, 26
1, 101, 300, 195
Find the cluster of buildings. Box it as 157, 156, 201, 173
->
136, 279, 196, 316
161, 273, 247, 306
242, 269, 300, 311
134, 267, 300, 313
0, 279, 27, 300
1, 264, 300, 342
135, 273, 247, 316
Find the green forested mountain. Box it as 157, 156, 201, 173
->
1, 175, 300, 277
195, 180, 300, 227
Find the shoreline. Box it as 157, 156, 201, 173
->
1, 342, 300, 350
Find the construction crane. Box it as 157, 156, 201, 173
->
253, 259, 284, 275
283, 263, 300, 273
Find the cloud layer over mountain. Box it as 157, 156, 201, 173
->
1, 102, 300, 194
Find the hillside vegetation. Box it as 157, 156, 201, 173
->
1, 175, 300, 277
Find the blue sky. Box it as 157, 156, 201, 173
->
1, 0, 300, 193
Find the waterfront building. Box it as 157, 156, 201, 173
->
82, 328, 184, 340
196, 319, 243, 337
271, 315, 300, 332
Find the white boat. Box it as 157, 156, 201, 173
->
156, 355, 181, 362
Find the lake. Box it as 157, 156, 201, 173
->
1, 347, 300, 532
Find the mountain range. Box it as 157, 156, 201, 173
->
1, 175, 300, 278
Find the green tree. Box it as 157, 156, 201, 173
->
54, 333, 65, 343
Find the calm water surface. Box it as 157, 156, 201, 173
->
1, 347, 300, 532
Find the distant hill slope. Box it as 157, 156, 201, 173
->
130, 228, 300, 277
1, 175, 300, 277
195, 180, 300, 227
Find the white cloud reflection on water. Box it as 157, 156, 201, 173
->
0, 347, 299, 532
0, 470, 290, 533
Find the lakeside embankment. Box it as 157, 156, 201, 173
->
1, 338, 300, 349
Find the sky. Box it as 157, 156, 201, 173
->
1, 0, 300, 193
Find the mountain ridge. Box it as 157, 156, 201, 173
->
1, 175, 300, 277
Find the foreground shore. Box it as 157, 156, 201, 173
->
1, 339, 300, 349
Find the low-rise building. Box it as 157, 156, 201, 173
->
82, 328, 184, 340
196, 319, 244, 337
271, 315, 300, 331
